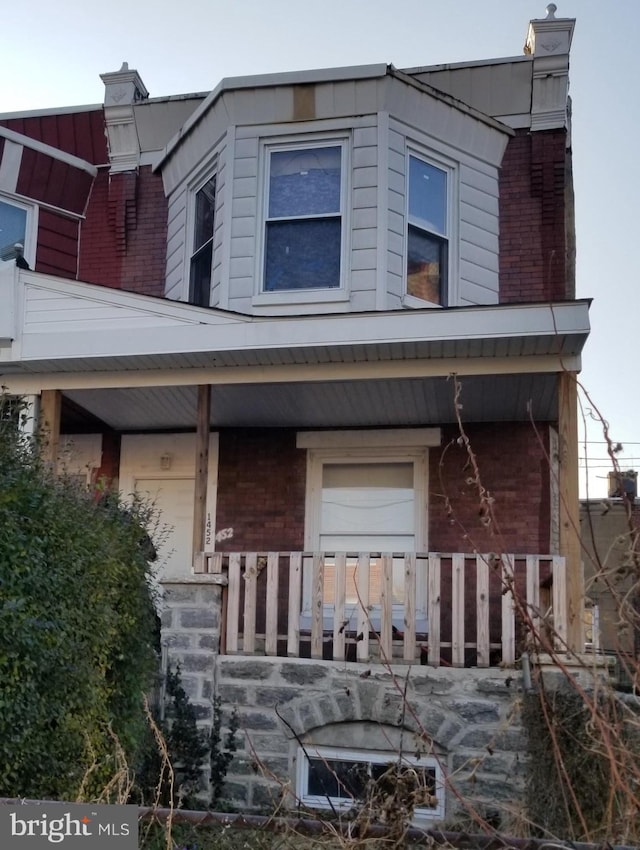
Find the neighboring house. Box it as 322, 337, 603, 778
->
581, 487, 640, 689
0, 8, 587, 821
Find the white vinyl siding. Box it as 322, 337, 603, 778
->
165, 186, 187, 301
349, 123, 378, 312
164, 138, 227, 306
458, 164, 500, 305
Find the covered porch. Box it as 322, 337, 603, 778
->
0, 267, 589, 659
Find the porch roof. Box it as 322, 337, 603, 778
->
0, 268, 590, 430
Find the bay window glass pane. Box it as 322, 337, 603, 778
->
264, 218, 340, 291
190, 176, 216, 306
408, 157, 446, 236
407, 225, 445, 305
190, 243, 213, 307
269, 146, 341, 218
193, 177, 216, 252
0, 200, 27, 262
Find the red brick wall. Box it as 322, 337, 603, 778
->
499, 128, 571, 303
121, 166, 168, 297
215, 429, 306, 552
78, 165, 167, 296
428, 422, 552, 554
92, 431, 121, 492
78, 169, 121, 287
215, 424, 552, 555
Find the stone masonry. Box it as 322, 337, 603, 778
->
160, 577, 223, 722
215, 657, 526, 819
160, 577, 527, 823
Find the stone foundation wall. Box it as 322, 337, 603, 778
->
159, 579, 526, 823
216, 656, 525, 820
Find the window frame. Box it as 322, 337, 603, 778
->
296, 745, 445, 822
300, 434, 432, 631
188, 172, 217, 307
0, 193, 37, 269
255, 136, 350, 304
403, 149, 455, 310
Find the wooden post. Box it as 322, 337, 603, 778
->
192, 385, 211, 563
39, 390, 62, 467
558, 371, 583, 652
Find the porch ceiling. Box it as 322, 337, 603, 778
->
63, 372, 558, 431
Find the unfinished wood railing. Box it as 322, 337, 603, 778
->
194, 551, 567, 667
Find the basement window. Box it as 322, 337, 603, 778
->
296, 746, 445, 822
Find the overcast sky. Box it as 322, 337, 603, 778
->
1, 0, 637, 498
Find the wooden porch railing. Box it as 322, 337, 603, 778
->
194, 552, 567, 668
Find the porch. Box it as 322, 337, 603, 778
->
194, 549, 566, 667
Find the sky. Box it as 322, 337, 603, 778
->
1, 0, 637, 498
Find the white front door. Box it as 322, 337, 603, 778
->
303, 445, 429, 630
135, 477, 195, 580
319, 461, 415, 607
119, 433, 219, 582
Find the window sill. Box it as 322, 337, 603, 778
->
252, 288, 350, 308
401, 293, 444, 310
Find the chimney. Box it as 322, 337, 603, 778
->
524, 4, 576, 132
99, 62, 149, 173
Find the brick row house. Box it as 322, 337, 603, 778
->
0, 9, 587, 819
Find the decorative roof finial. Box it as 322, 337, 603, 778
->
545, 3, 557, 18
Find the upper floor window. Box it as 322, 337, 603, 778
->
0, 197, 30, 268
406, 155, 448, 306
189, 175, 216, 307
264, 143, 344, 292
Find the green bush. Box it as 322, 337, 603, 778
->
523, 687, 612, 840
0, 395, 159, 800
135, 666, 210, 808
134, 667, 238, 810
